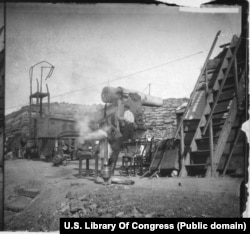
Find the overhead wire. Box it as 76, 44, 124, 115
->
50, 50, 203, 99
6, 50, 204, 111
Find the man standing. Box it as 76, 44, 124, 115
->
96, 120, 123, 177
119, 104, 135, 141
102, 123, 123, 176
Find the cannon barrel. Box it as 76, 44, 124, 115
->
101, 86, 163, 107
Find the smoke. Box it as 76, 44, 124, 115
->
84, 129, 107, 141
75, 116, 91, 144
75, 115, 111, 144
74, 109, 113, 160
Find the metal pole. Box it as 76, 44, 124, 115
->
36, 79, 39, 118
29, 97, 32, 139
46, 84, 50, 115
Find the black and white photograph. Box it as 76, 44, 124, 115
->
1, 1, 249, 232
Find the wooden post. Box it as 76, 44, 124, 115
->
208, 119, 214, 177
179, 121, 187, 176
177, 112, 187, 177
222, 128, 241, 176
86, 158, 90, 176
204, 66, 214, 177
95, 155, 99, 179
234, 58, 239, 108
79, 156, 82, 177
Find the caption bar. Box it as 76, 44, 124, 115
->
60, 218, 249, 233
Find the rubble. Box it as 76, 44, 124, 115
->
4, 160, 241, 231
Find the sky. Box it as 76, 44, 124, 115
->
5, 3, 241, 115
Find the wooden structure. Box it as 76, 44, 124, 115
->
175, 32, 247, 177
29, 61, 54, 141
28, 62, 81, 159
78, 151, 99, 178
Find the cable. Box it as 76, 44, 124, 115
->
6, 50, 204, 111
51, 50, 203, 99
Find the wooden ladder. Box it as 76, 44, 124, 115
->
181, 35, 246, 177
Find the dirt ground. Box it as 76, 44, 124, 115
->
4, 158, 243, 231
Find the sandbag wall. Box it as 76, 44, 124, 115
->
143, 98, 188, 139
